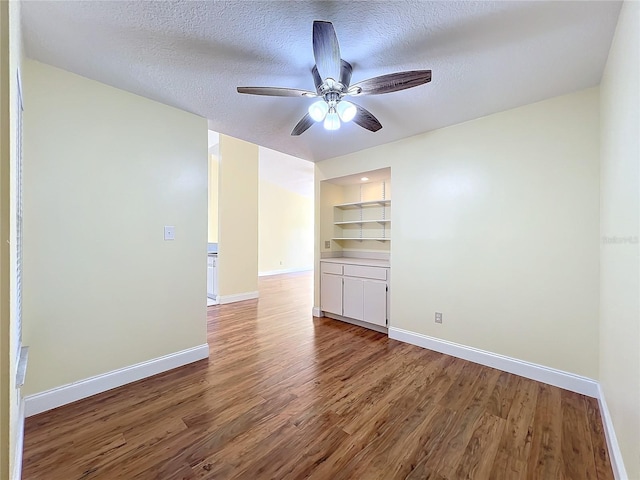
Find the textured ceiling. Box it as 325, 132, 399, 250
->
259, 146, 314, 198
324, 168, 391, 187
22, 1, 621, 162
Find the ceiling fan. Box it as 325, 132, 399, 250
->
236, 21, 432, 136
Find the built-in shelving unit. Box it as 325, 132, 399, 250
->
319, 170, 392, 327
333, 192, 391, 242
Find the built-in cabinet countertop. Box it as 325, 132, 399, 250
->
320, 257, 389, 268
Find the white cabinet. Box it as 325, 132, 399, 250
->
320, 260, 389, 329
343, 277, 364, 320
207, 255, 218, 300
363, 280, 387, 326
343, 277, 387, 326
321, 273, 343, 315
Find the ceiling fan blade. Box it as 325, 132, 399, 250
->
350, 70, 432, 96
291, 113, 315, 136
313, 21, 341, 81
311, 65, 322, 92
237, 86, 317, 97
339, 60, 353, 88
352, 103, 382, 132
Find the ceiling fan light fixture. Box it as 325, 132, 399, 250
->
324, 109, 340, 130
308, 100, 329, 122
336, 100, 356, 122
237, 21, 430, 136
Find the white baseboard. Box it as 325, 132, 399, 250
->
13, 399, 25, 480
597, 385, 628, 480
219, 291, 259, 304
258, 267, 312, 277
312, 306, 323, 317
388, 327, 599, 398
24, 344, 209, 417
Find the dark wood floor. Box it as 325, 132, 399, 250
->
22, 272, 612, 479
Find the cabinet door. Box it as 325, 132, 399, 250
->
212, 263, 218, 297
363, 280, 387, 326
321, 273, 343, 315
343, 277, 364, 321
207, 265, 214, 298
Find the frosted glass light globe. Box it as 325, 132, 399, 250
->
308, 101, 329, 122
323, 110, 340, 130
336, 101, 357, 122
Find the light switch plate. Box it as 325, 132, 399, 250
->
164, 226, 175, 240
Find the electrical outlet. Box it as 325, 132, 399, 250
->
435, 312, 442, 324
324, 240, 331, 249
164, 226, 175, 241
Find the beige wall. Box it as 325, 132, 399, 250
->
208, 154, 219, 243
258, 179, 313, 274
218, 135, 258, 297
22, 60, 208, 395
0, 2, 8, 472
599, 1, 640, 477
315, 87, 600, 378
1, 0, 22, 476
319, 182, 344, 256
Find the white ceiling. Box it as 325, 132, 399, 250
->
259, 145, 314, 198
324, 168, 391, 187
22, 1, 621, 162
207, 130, 219, 155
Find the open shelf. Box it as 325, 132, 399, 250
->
332, 237, 391, 242
334, 219, 391, 225
333, 196, 390, 245
334, 199, 391, 209
323, 179, 391, 251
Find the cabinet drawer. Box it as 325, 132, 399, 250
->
343, 265, 387, 281
321, 262, 343, 275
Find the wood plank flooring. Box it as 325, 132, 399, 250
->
22, 272, 613, 479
